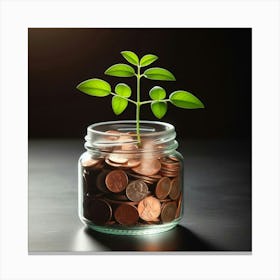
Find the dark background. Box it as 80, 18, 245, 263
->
28, 28, 251, 140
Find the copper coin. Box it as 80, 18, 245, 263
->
87, 199, 112, 225
104, 130, 121, 140
175, 192, 183, 218
103, 197, 138, 206
107, 193, 129, 201
105, 157, 141, 168
105, 158, 123, 167
169, 177, 181, 200
161, 201, 177, 223
96, 170, 110, 193
168, 155, 180, 162
119, 134, 137, 151
81, 158, 101, 168
83, 170, 98, 194
105, 170, 128, 193
114, 204, 139, 225
125, 159, 141, 168
132, 158, 161, 176
127, 172, 157, 185
108, 153, 128, 164
138, 196, 161, 222
155, 177, 171, 199
126, 180, 149, 202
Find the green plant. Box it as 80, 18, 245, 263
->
76, 51, 204, 144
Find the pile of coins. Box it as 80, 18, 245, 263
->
81, 132, 183, 227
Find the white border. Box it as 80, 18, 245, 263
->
1, 0, 279, 279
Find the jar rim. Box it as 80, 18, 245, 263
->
87, 120, 175, 137
84, 120, 178, 153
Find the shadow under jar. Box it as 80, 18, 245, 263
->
78, 120, 184, 235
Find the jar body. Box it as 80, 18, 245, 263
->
78, 121, 184, 235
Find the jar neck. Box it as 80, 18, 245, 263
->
84, 120, 178, 155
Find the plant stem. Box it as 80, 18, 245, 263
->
140, 99, 170, 105
110, 92, 137, 105
136, 66, 141, 145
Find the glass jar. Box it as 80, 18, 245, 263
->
78, 120, 184, 235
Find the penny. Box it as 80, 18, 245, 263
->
169, 177, 181, 200
175, 192, 183, 218
81, 158, 101, 168
132, 158, 161, 176
155, 177, 171, 199
87, 199, 112, 225
126, 180, 149, 202
96, 170, 110, 193
105, 157, 141, 168
119, 134, 137, 151
168, 155, 180, 162
127, 172, 158, 185
114, 204, 139, 225
83, 170, 98, 194
107, 193, 129, 201
161, 201, 177, 223
105, 157, 123, 167
108, 153, 128, 164
103, 197, 138, 206
105, 170, 128, 193
125, 159, 141, 168
138, 196, 161, 222
105, 130, 121, 141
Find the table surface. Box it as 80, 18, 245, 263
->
28, 139, 251, 253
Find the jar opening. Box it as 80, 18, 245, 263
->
84, 120, 178, 154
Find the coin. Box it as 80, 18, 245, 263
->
175, 192, 183, 218
81, 158, 102, 168
138, 196, 161, 221
105, 157, 123, 168
105, 157, 141, 168
87, 198, 112, 225
127, 172, 157, 185
155, 177, 171, 199
104, 130, 121, 141
105, 170, 128, 193
114, 204, 139, 225
119, 134, 137, 151
125, 159, 141, 168
83, 170, 98, 194
96, 170, 110, 193
161, 201, 177, 223
126, 180, 149, 202
168, 155, 180, 162
103, 197, 138, 206
108, 153, 128, 164
169, 177, 181, 200
107, 193, 129, 201
132, 158, 161, 176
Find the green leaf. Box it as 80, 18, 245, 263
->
112, 96, 128, 115
140, 54, 158, 67
169, 90, 205, 109
144, 67, 176, 81
149, 86, 166, 100
115, 83, 131, 97
105, 63, 135, 77
76, 78, 111, 97
151, 101, 167, 119
121, 51, 139, 66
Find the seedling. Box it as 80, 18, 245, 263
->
76, 51, 204, 144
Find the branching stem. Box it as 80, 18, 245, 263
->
136, 66, 141, 144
